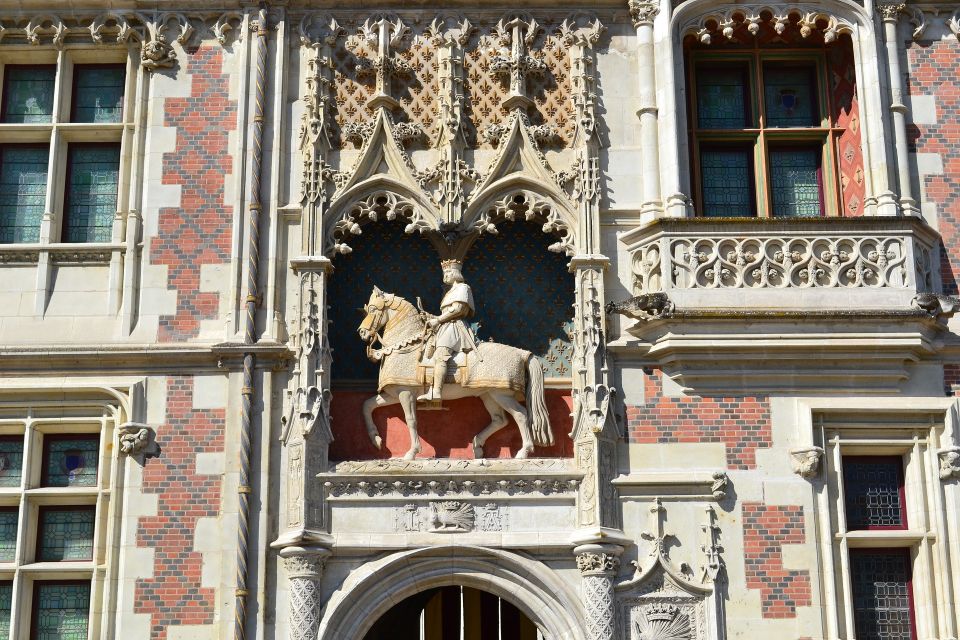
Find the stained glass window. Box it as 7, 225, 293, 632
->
0, 145, 48, 244
38, 507, 95, 561
0, 582, 10, 638
72, 65, 125, 123
699, 148, 754, 217
0, 509, 16, 562
1, 66, 56, 123
843, 456, 906, 530
32, 582, 90, 640
63, 144, 120, 243
0, 437, 24, 487
769, 148, 822, 217
850, 549, 915, 640
764, 66, 818, 127
42, 435, 99, 488
696, 66, 750, 129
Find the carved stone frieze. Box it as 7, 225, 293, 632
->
325, 475, 579, 498
680, 5, 855, 45
790, 446, 825, 480
395, 502, 507, 532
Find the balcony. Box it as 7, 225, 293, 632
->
611, 217, 945, 393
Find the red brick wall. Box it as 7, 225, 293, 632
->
135, 377, 225, 638
743, 502, 812, 619
907, 39, 960, 294
151, 47, 236, 342
625, 371, 772, 470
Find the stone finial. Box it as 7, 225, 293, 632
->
938, 446, 960, 480
790, 446, 824, 480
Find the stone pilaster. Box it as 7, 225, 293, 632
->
280, 546, 331, 640
575, 543, 622, 640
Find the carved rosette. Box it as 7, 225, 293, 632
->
280, 547, 330, 640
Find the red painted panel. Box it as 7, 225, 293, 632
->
329, 389, 573, 460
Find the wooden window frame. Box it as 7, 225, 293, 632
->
687, 48, 841, 217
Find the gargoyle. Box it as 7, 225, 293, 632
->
606, 293, 675, 320
912, 292, 960, 319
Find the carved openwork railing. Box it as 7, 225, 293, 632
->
621, 218, 940, 310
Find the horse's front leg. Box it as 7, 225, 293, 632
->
362, 391, 396, 450
397, 389, 421, 460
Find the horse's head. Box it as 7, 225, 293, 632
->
358, 286, 390, 344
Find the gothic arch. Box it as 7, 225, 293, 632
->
317, 546, 586, 640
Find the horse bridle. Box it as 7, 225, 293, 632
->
360, 293, 425, 361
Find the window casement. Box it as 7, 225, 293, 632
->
0, 52, 130, 246
687, 51, 840, 218
0, 404, 116, 639
812, 415, 956, 640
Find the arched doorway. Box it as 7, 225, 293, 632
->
363, 586, 542, 640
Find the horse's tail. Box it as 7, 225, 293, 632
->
526, 356, 553, 447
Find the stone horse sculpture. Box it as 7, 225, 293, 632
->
357, 286, 554, 460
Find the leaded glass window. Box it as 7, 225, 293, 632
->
63, 144, 120, 243
0, 437, 24, 487
843, 456, 906, 530
72, 65, 125, 123
0, 145, 48, 244
850, 549, 915, 640
763, 66, 818, 127
0, 582, 10, 638
769, 148, 823, 217
699, 147, 754, 217
42, 435, 99, 488
37, 507, 95, 561
32, 582, 90, 640
696, 66, 750, 129
0, 509, 16, 562
1, 66, 55, 123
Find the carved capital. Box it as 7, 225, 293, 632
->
938, 446, 960, 480
575, 545, 622, 576
877, 3, 906, 22
118, 422, 159, 460
790, 446, 824, 480
280, 546, 331, 640
629, 0, 661, 28
282, 551, 328, 579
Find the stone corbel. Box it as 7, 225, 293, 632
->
141, 13, 193, 72
279, 545, 332, 640
938, 446, 960, 480
790, 446, 824, 480
118, 422, 160, 460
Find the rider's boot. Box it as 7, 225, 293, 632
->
417, 361, 446, 402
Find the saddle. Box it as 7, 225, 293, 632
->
415, 351, 471, 387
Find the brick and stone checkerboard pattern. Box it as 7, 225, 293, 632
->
626, 370, 772, 470
907, 39, 960, 293
134, 376, 226, 639
151, 46, 235, 342
743, 502, 812, 619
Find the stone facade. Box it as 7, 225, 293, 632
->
0, 2, 956, 640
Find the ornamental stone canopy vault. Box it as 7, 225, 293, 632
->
0, 1, 956, 640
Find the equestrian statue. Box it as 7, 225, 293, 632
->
357, 259, 554, 460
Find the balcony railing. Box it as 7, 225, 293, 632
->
620, 217, 940, 310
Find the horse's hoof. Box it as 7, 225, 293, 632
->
515, 446, 533, 460
472, 438, 484, 459
372, 435, 383, 450
403, 449, 418, 461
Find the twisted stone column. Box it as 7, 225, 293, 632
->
280, 546, 331, 640
575, 543, 622, 640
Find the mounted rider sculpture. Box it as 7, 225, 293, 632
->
357, 259, 554, 460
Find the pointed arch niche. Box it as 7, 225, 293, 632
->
326, 191, 574, 461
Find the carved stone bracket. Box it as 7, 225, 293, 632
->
279, 546, 331, 640
790, 446, 825, 480
938, 446, 960, 480
118, 422, 159, 460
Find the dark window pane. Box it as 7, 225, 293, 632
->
38, 507, 95, 561
699, 147, 754, 217
0, 437, 24, 487
764, 66, 818, 127
0, 145, 48, 243
2, 65, 55, 123
769, 148, 822, 217
696, 66, 750, 129
851, 549, 915, 640
72, 65, 124, 123
0, 581, 10, 638
0, 509, 16, 562
64, 144, 119, 243
42, 435, 99, 487
32, 582, 90, 640
843, 456, 906, 530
